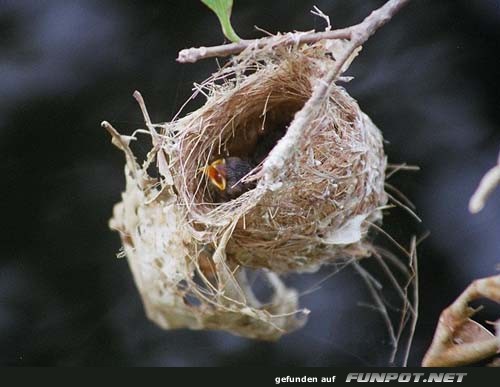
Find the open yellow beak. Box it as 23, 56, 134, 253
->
201, 159, 226, 191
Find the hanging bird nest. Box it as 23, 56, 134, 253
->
106, 37, 387, 340
172, 40, 387, 273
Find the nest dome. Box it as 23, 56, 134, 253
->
108, 40, 388, 339
172, 43, 387, 273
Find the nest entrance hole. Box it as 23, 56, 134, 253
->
222, 98, 306, 164
197, 93, 308, 205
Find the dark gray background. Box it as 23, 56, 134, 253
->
1, 0, 499, 366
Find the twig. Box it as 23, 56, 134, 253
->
259, 0, 411, 182
177, 0, 411, 64
101, 120, 138, 178
422, 275, 500, 367
423, 149, 500, 366
177, 0, 411, 184
133, 91, 160, 145
469, 149, 500, 213
132, 90, 175, 184
311, 6, 332, 31
177, 29, 350, 63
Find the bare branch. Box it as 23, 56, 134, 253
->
177, 29, 350, 64
260, 0, 411, 182
422, 275, 500, 367
423, 151, 500, 366
311, 6, 332, 31
177, 0, 411, 64
469, 149, 500, 213
133, 91, 160, 145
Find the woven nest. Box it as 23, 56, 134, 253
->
107, 38, 387, 340
173, 41, 387, 273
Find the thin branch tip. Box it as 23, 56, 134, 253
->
469, 149, 500, 214
177, 0, 411, 64
422, 275, 500, 367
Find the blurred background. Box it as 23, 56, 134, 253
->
1, 0, 499, 366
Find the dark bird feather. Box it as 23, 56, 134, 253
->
204, 157, 256, 202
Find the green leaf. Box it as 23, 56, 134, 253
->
201, 0, 240, 42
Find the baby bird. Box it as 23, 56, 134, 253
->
203, 157, 256, 202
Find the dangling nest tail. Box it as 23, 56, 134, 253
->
107, 36, 387, 340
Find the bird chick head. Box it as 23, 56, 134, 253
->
203, 159, 227, 191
